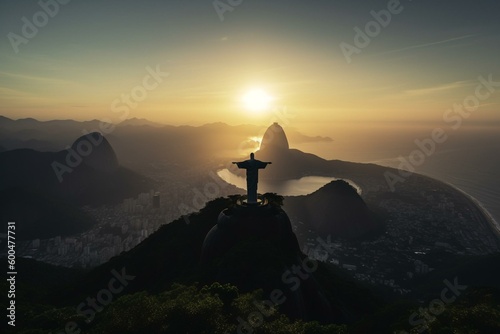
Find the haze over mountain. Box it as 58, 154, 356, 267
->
0, 132, 151, 239
0, 132, 148, 204
0, 116, 333, 172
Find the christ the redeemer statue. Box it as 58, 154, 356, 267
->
233, 153, 272, 204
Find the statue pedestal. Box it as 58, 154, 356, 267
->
237, 196, 267, 207
200, 195, 298, 264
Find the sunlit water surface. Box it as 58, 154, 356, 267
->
217, 169, 361, 196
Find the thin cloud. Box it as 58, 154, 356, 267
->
0, 86, 29, 97
378, 34, 477, 56
0, 86, 53, 103
0, 71, 75, 86
404, 80, 474, 96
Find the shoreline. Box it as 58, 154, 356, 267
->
372, 159, 500, 240
437, 178, 500, 240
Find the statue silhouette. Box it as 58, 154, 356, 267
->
233, 153, 272, 204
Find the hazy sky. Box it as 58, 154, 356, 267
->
1, 0, 499, 127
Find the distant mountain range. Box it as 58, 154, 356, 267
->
0, 115, 333, 171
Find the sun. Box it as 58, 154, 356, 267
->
242, 88, 273, 112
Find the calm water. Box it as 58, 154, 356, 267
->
217, 169, 361, 196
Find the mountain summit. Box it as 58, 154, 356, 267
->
260, 122, 289, 151
71, 132, 118, 172
247, 123, 328, 180
285, 180, 382, 239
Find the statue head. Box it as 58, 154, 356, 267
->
250, 152, 255, 159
